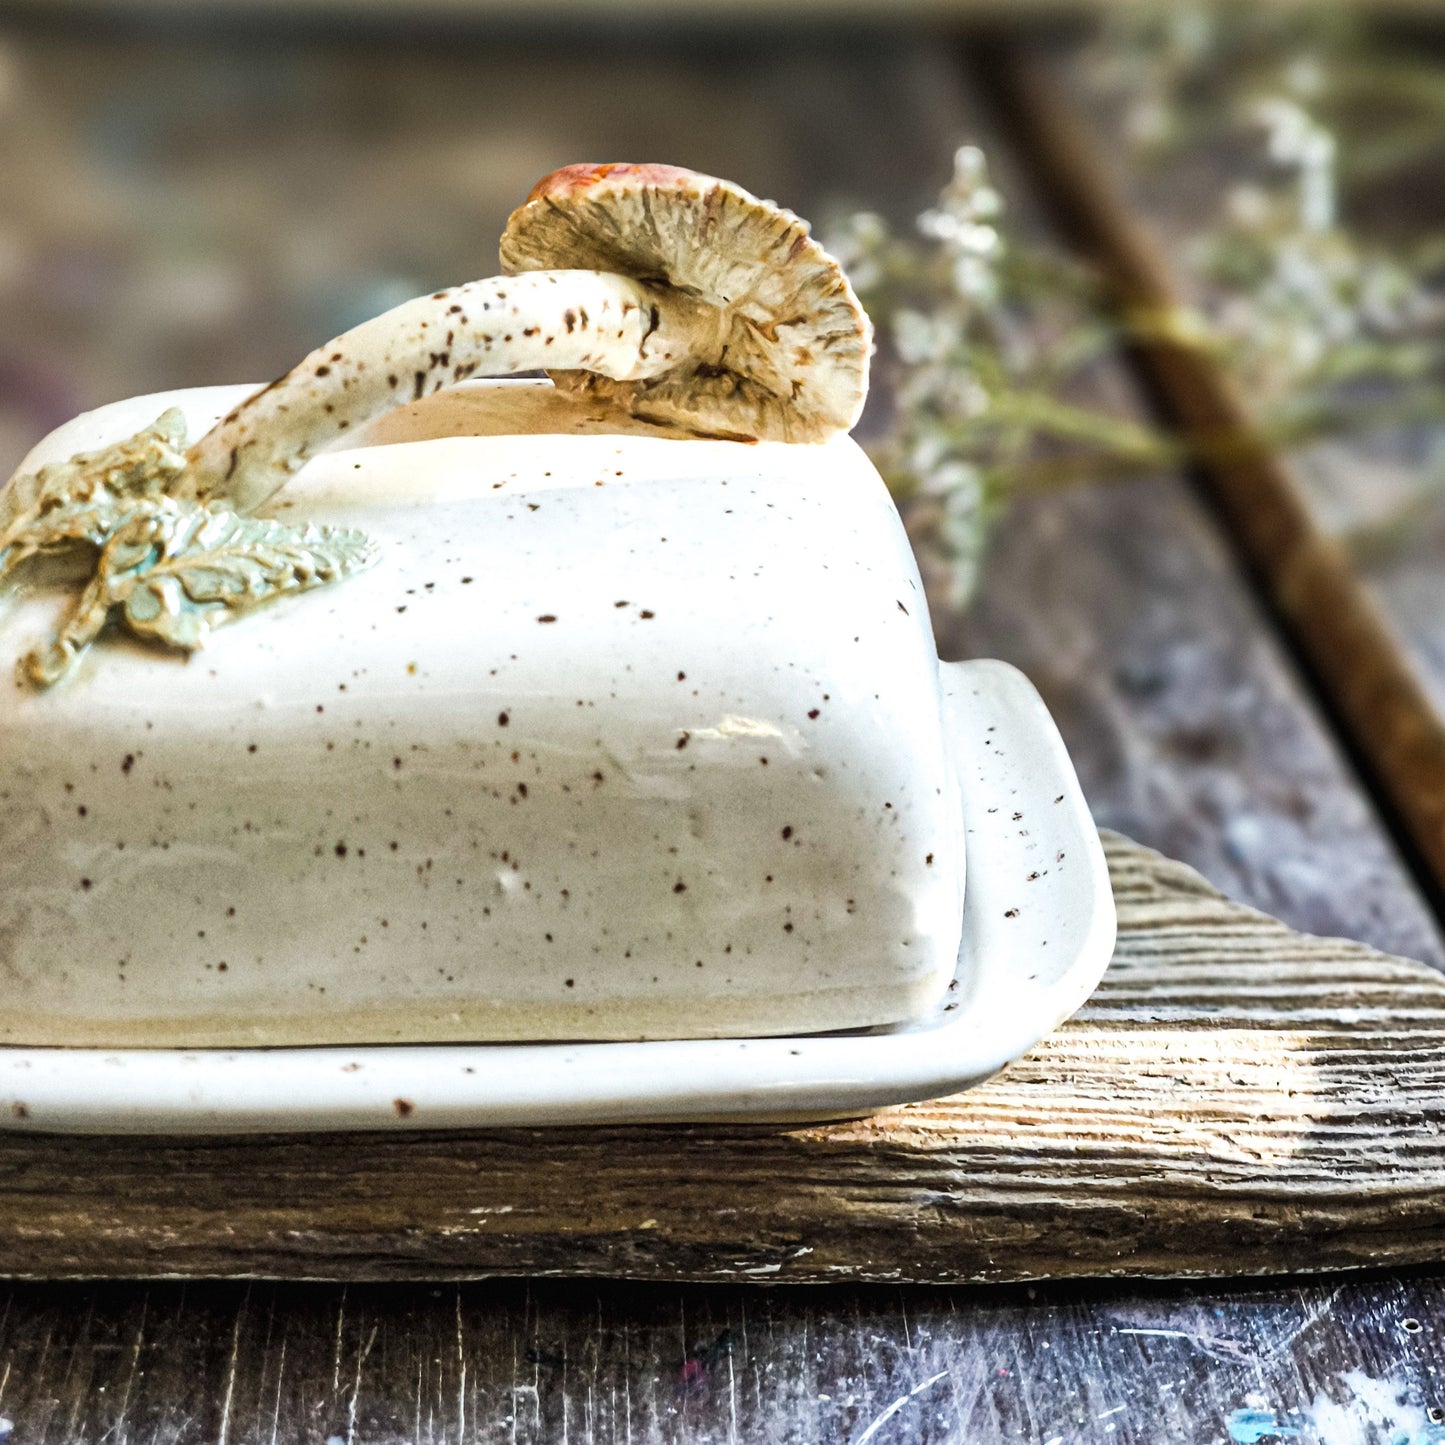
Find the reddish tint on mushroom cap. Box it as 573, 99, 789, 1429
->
502, 163, 871, 444
524, 162, 702, 205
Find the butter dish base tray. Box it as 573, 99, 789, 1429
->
0, 658, 1114, 1134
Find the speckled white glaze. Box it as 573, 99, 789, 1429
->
0, 381, 964, 1045
0, 657, 1114, 1133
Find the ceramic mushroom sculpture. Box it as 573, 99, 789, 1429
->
0, 164, 872, 683
184, 163, 873, 515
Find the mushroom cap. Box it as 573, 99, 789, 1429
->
499, 163, 872, 443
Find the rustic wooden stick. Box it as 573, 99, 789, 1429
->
968, 38, 1445, 909
3, 833, 1445, 1283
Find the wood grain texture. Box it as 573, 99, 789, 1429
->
940, 469, 1445, 970
931, 37, 1445, 968
970, 38, 1445, 920
1012, 33, 1445, 947
3, 833, 1445, 1284
1295, 435, 1445, 738
2, 1271, 1444, 1445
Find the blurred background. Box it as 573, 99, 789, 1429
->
1, 0, 1444, 964
1, 5, 1440, 587
0, 7, 981, 469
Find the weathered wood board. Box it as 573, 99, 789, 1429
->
4, 1270, 1444, 1445
3, 832, 1444, 1284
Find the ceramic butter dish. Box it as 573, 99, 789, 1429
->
0, 378, 966, 1046
0, 166, 1119, 1126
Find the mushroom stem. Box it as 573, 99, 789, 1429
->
182, 269, 709, 514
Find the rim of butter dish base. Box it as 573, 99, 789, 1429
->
0, 658, 1115, 1134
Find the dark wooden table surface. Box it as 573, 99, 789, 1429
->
1, 11, 1443, 1443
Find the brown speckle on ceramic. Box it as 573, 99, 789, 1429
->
0, 380, 964, 1047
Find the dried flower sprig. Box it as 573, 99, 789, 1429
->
832, 146, 1169, 605
845, 23, 1444, 606
1188, 98, 1444, 439
1084, 7, 1445, 188
1084, 11, 1445, 449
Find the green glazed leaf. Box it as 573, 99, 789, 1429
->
0, 410, 189, 579
23, 498, 379, 686
1, 410, 381, 686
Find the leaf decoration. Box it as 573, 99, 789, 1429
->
23, 498, 379, 686
0, 409, 382, 686
0, 410, 189, 580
